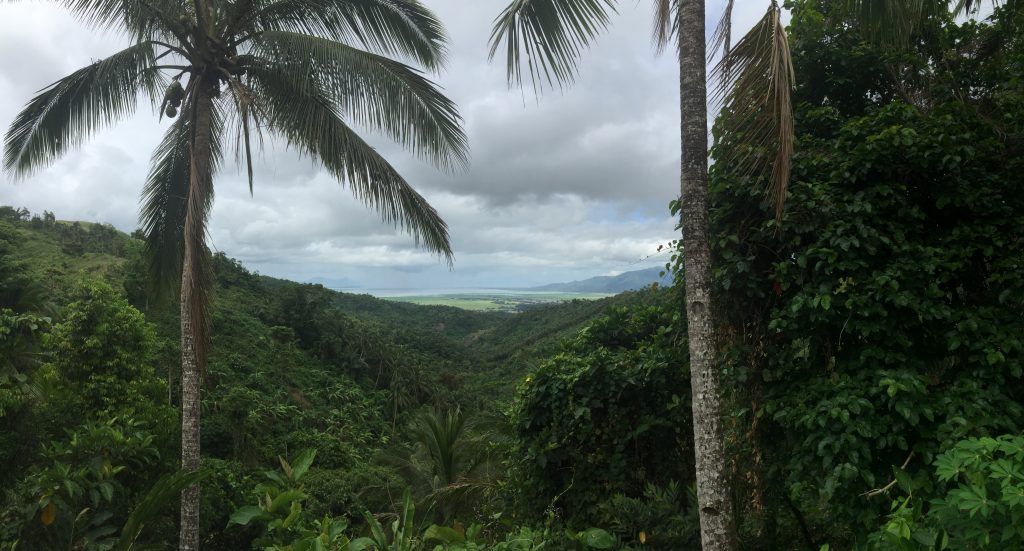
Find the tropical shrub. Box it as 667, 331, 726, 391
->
506, 302, 696, 532
865, 434, 1024, 551
43, 282, 171, 424
379, 408, 497, 524
595, 481, 698, 550
228, 449, 349, 550
2, 417, 164, 549
706, 2, 1024, 544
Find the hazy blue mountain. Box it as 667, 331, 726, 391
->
524, 267, 670, 293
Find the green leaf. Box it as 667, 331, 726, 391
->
894, 467, 914, 493
488, 0, 617, 92
227, 506, 269, 527
244, 61, 454, 264
424, 525, 464, 543
291, 449, 317, 482
117, 469, 212, 550
348, 538, 376, 551
951, 484, 990, 517
935, 455, 962, 482
580, 528, 615, 549
248, 31, 468, 171
269, 490, 307, 514
4, 41, 158, 177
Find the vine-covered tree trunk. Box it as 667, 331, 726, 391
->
678, 1, 738, 549
179, 88, 213, 551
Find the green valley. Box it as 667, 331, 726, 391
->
0, 208, 661, 548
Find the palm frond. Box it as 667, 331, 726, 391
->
180, 91, 221, 376
241, 0, 449, 71
223, 77, 264, 195
114, 469, 212, 551
138, 96, 223, 302
712, 2, 795, 222
140, 117, 189, 302
376, 408, 495, 522
3, 41, 157, 178
413, 408, 466, 485
488, 0, 618, 92
840, 1, 999, 48
710, 0, 735, 65
952, 0, 1001, 16
839, 0, 945, 47
248, 32, 467, 171
31, 0, 191, 43
651, 0, 674, 54
245, 62, 453, 263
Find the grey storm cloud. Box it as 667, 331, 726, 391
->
0, 0, 761, 289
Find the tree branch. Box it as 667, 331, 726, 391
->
862, 452, 914, 497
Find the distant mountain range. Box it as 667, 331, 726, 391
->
305, 268, 670, 295
523, 267, 670, 293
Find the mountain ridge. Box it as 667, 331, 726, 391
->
522, 266, 670, 293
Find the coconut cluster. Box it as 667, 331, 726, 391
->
164, 81, 185, 119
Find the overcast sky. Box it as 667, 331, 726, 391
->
0, 0, 763, 290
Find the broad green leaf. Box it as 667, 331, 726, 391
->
269, 490, 307, 514
228, 506, 269, 527
291, 449, 317, 482
580, 528, 615, 549
424, 525, 464, 543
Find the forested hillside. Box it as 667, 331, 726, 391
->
0, 208, 660, 547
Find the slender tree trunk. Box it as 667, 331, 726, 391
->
678, 1, 738, 549
179, 87, 214, 551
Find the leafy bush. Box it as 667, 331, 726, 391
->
44, 281, 172, 426
507, 303, 696, 529
707, 6, 1024, 540
866, 434, 1024, 550
2, 417, 164, 549
595, 481, 698, 549
228, 449, 348, 549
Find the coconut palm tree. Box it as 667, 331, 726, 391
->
489, 1, 997, 549
489, 1, 794, 547
3, 1, 468, 548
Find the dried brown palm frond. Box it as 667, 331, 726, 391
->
712, 1, 795, 223
710, 0, 736, 66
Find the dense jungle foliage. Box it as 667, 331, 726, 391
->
2, 0, 1024, 549
0, 203, 649, 549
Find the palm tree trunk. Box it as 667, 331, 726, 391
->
678, 1, 738, 549
179, 87, 213, 551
